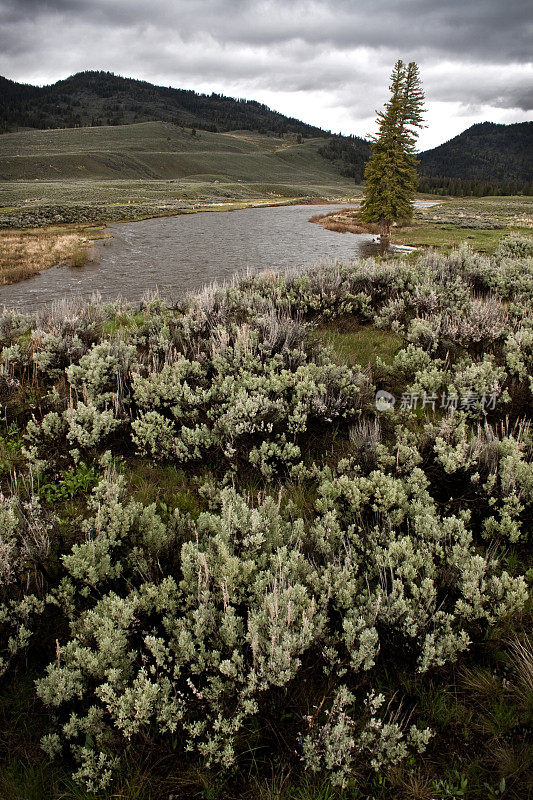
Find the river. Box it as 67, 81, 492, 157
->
0, 202, 435, 311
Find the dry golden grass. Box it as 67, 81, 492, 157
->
0, 226, 98, 284
508, 634, 533, 712
392, 769, 439, 800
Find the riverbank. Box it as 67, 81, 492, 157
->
0, 224, 110, 285
0, 196, 360, 285
309, 195, 533, 253
0, 203, 379, 309
3, 194, 530, 288
310, 202, 380, 235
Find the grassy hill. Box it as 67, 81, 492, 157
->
0, 121, 359, 238
418, 121, 533, 195
2, 71, 531, 197
0, 121, 359, 185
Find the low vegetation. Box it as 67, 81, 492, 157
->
0, 228, 531, 798
311, 196, 533, 254
0, 226, 100, 284
394, 196, 533, 252
310, 206, 378, 235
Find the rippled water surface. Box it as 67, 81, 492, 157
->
0, 202, 435, 311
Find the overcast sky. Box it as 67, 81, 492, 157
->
1, 0, 531, 149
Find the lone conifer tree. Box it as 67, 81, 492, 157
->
360, 60, 425, 239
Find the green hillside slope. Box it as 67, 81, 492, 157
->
2, 72, 530, 197
0, 121, 359, 226
0, 121, 356, 186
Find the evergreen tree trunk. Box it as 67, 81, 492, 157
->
379, 218, 391, 242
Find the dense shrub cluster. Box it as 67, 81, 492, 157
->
0, 493, 53, 676
24, 307, 372, 478
34, 468, 526, 789
0, 236, 531, 793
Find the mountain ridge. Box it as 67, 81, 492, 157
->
418, 120, 532, 195
0, 70, 333, 137
1, 72, 531, 194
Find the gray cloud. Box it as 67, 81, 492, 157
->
0, 0, 531, 148
3, 0, 531, 60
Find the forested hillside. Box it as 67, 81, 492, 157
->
0, 71, 331, 137
318, 135, 371, 182
418, 121, 532, 195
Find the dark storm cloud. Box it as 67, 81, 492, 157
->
3, 0, 531, 61
0, 0, 531, 147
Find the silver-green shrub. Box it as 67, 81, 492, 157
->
0, 492, 53, 675
0, 237, 530, 792
35, 468, 526, 789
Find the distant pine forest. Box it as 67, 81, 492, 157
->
418, 175, 533, 196
0, 71, 329, 137
418, 121, 532, 196
321, 127, 533, 197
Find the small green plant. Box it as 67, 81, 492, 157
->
39, 462, 101, 503
0, 423, 23, 474
68, 242, 90, 268
483, 777, 506, 800
433, 769, 469, 799
288, 778, 339, 799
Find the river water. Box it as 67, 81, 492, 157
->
0, 202, 435, 311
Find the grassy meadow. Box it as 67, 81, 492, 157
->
0, 121, 357, 200
313, 196, 533, 254
394, 196, 533, 252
